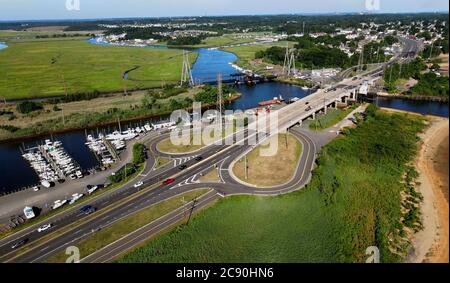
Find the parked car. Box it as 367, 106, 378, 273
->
32, 186, 40, 192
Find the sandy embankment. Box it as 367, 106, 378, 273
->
409, 116, 449, 263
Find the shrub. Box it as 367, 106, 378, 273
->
16, 101, 43, 114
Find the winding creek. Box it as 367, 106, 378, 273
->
0, 39, 448, 194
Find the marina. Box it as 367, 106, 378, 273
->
21, 139, 83, 188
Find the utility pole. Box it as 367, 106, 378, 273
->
389, 65, 393, 84
217, 73, 223, 128
59, 75, 68, 127
244, 154, 248, 180
186, 198, 198, 225
376, 46, 380, 63
359, 45, 365, 72
117, 117, 122, 133
429, 41, 434, 61
62, 106, 65, 127
283, 44, 290, 75
61, 75, 68, 98
285, 129, 289, 149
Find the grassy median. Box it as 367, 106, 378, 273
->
233, 134, 302, 187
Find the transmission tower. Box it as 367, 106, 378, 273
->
429, 41, 434, 60
358, 44, 365, 72
181, 51, 194, 86
283, 45, 296, 76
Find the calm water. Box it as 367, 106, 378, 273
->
0, 43, 8, 50
376, 97, 449, 117
0, 39, 448, 193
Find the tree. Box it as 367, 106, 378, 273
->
132, 143, 146, 165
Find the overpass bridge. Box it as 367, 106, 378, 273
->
247, 37, 420, 138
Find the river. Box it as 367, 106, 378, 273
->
0, 39, 448, 194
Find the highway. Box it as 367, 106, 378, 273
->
0, 36, 421, 263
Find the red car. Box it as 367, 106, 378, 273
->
162, 178, 175, 186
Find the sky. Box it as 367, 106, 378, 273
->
0, 0, 448, 21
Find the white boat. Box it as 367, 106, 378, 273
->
41, 180, 51, 188
87, 186, 98, 195
69, 193, 84, 205
23, 206, 35, 219
52, 200, 67, 210
144, 124, 152, 132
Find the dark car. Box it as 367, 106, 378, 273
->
178, 165, 187, 170
194, 156, 203, 161
305, 106, 312, 111
11, 239, 28, 249
352, 77, 358, 81
80, 205, 96, 215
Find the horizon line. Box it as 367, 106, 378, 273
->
0, 11, 449, 23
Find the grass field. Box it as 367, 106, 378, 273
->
233, 134, 302, 187
0, 87, 201, 142
117, 106, 426, 263
308, 106, 358, 131
0, 38, 197, 99
46, 189, 211, 262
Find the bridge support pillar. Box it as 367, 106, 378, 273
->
324, 105, 327, 114
312, 112, 316, 120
